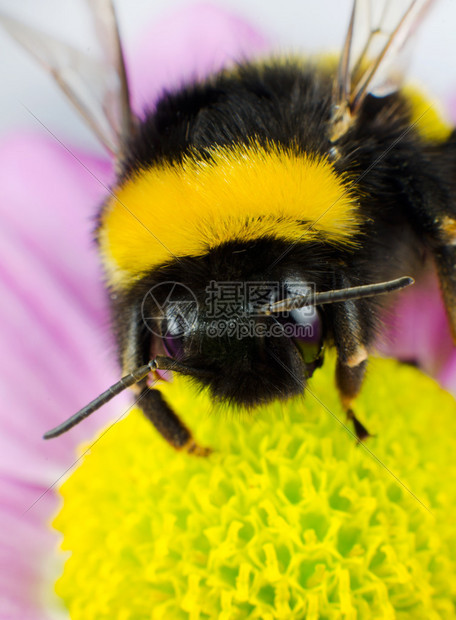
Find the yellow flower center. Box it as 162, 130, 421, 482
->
54, 357, 456, 619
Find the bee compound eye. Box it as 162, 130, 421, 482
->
277, 307, 323, 364
162, 334, 185, 359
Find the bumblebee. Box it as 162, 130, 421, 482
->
4, 1, 456, 452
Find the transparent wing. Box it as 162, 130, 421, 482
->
331, 0, 438, 141
0, 0, 136, 158
85, 0, 135, 149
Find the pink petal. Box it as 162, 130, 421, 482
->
0, 134, 123, 486
378, 268, 456, 393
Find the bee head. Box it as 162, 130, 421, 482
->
112, 240, 413, 413
139, 272, 325, 409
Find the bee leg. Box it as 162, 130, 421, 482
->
139, 388, 211, 456
335, 359, 370, 440
330, 288, 371, 440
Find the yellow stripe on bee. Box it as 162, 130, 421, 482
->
99, 142, 359, 288
403, 85, 453, 143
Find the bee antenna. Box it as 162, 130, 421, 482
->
264, 276, 414, 314
43, 360, 158, 439
43, 355, 211, 439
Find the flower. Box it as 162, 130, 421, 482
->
1, 3, 456, 619
55, 357, 456, 618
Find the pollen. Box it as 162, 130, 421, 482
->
53, 356, 456, 618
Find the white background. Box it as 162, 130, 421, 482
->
0, 0, 455, 153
